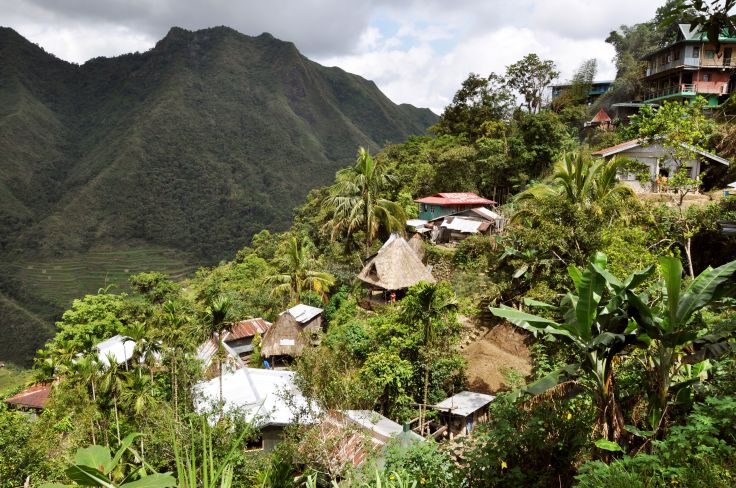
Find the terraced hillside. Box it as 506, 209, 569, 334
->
0, 26, 436, 365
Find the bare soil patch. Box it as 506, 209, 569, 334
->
461, 323, 532, 395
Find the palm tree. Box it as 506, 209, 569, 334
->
513, 153, 633, 222
325, 147, 407, 251
268, 235, 335, 304
401, 282, 459, 436
99, 355, 127, 442
202, 295, 233, 407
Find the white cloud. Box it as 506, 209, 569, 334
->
1, 0, 665, 111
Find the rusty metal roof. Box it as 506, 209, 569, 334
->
4, 383, 52, 410
226, 318, 272, 341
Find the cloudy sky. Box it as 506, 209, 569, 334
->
3, 0, 665, 113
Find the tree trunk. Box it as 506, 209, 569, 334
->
685, 236, 695, 279
114, 397, 121, 442
422, 365, 430, 436
173, 358, 179, 423
218, 332, 224, 408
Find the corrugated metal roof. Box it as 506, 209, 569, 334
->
433, 391, 496, 417
415, 192, 495, 205
343, 410, 424, 442
226, 318, 272, 341
95, 335, 136, 367
469, 207, 500, 220
193, 368, 314, 427
590, 108, 611, 123
4, 383, 52, 410
285, 304, 323, 324
441, 217, 483, 233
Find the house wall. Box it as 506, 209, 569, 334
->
693, 70, 731, 95
262, 425, 285, 452
611, 143, 700, 193
418, 204, 485, 221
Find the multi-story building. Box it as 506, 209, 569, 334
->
550, 80, 614, 103
642, 24, 736, 106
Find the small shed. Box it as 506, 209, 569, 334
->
433, 391, 496, 438
194, 368, 314, 451
584, 108, 613, 130
319, 410, 424, 468
3, 383, 52, 412
196, 337, 246, 379
223, 318, 272, 358
261, 304, 324, 360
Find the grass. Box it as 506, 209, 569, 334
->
0, 365, 33, 397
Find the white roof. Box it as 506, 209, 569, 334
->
406, 219, 429, 228
285, 304, 323, 324
95, 335, 136, 367
193, 368, 313, 427
441, 217, 482, 233
593, 139, 730, 166
471, 207, 501, 220
433, 391, 496, 417
343, 410, 424, 442
727, 182, 736, 189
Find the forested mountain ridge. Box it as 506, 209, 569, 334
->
0, 25, 436, 364
0, 25, 436, 258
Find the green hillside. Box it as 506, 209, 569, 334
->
0, 25, 436, 365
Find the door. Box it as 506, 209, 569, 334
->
725, 48, 732, 66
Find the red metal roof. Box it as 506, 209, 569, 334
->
225, 318, 272, 341
415, 192, 495, 205
4, 383, 51, 410
590, 108, 612, 123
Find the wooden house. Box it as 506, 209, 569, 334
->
433, 391, 496, 439
260, 304, 324, 360
593, 139, 730, 193
415, 192, 495, 221
222, 318, 272, 358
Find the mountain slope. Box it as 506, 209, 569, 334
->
0, 26, 437, 364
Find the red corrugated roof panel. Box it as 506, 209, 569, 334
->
226, 318, 272, 341
4, 383, 51, 410
415, 192, 495, 205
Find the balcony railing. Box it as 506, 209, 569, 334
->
645, 83, 696, 100
646, 56, 735, 76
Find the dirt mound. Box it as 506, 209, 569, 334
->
461, 323, 531, 394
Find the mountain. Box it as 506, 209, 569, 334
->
0, 26, 437, 365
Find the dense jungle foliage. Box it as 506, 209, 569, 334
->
0, 25, 436, 366
3, 1, 736, 487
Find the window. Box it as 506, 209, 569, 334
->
421, 203, 427, 212
693, 46, 700, 58
703, 73, 711, 81
673, 49, 680, 60
706, 50, 716, 59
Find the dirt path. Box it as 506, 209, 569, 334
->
460, 322, 531, 394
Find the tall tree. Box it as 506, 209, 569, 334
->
269, 235, 335, 304
435, 72, 514, 139
506, 54, 559, 113
401, 282, 459, 436
202, 295, 233, 407
325, 147, 407, 251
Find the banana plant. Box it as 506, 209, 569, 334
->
491, 252, 654, 443
40, 433, 176, 488
626, 256, 736, 432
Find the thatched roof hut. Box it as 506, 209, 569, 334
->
261, 304, 324, 359
358, 234, 435, 291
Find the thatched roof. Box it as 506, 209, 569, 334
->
261, 309, 323, 358
358, 234, 435, 291
408, 233, 425, 262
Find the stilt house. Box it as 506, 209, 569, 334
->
260, 304, 324, 360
